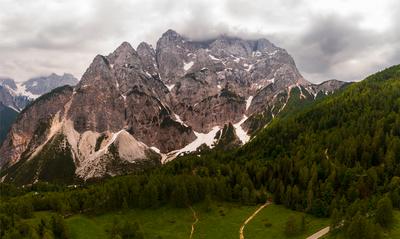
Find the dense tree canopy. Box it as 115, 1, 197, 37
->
1, 65, 399, 238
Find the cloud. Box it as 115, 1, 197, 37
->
0, 0, 398, 83
285, 14, 383, 81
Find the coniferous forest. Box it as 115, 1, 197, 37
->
1, 65, 400, 238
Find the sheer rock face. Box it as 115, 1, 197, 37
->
0, 30, 347, 181
0, 86, 74, 168
69, 43, 194, 152
155, 30, 310, 133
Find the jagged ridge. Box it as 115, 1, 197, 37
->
0, 30, 348, 183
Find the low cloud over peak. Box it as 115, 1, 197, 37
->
0, 0, 398, 83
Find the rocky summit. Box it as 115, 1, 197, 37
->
0, 30, 348, 183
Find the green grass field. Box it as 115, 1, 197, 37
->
23, 205, 398, 239
67, 207, 193, 239
192, 203, 258, 239
64, 202, 329, 239
390, 210, 400, 238
245, 204, 329, 239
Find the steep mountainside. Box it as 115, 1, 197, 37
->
0, 30, 347, 183
241, 65, 400, 164
226, 64, 400, 229
0, 66, 398, 239
0, 103, 18, 145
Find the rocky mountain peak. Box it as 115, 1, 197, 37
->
79, 55, 111, 85
161, 29, 184, 41
209, 36, 254, 57
107, 42, 142, 70
115, 41, 136, 53
254, 38, 276, 52
0, 29, 348, 183
137, 42, 158, 76
137, 42, 155, 54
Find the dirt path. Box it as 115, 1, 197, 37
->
239, 201, 271, 239
189, 206, 199, 239
306, 226, 330, 239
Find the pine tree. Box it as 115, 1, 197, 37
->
330, 208, 342, 232
171, 183, 189, 208
51, 215, 69, 239
375, 196, 393, 228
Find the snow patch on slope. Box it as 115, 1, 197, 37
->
166, 84, 175, 91
209, 55, 220, 61
234, 116, 250, 144
7, 105, 20, 113
183, 61, 194, 71
12, 83, 41, 99
177, 126, 220, 154
246, 96, 253, 111
245, 64, 254, 72
296, 83, 306, 99
150, 146, 161, 154
174, 113, 188, 127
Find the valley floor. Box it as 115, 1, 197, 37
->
66, 202, 330, 239
22, 203, 400, 239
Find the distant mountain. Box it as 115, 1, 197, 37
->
0, 103, 18, 145
0, 84, 30, 111
0, 73, 78, 111
0, 73, 78, 147
22, 73, 78, 96
0, 30, 347, 183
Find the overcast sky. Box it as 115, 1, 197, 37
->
0, 0, 399, 83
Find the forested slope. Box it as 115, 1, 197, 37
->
0, 65, 399, 239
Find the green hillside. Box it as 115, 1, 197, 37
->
0, 65, 399, 238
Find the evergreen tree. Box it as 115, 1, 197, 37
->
375, 196, 393, 228
330, 208, 342, 232
171, 183, 189, 208
51, 215, 69, 239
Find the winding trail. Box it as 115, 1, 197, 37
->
239, 201, 271, 239
189, 206, 199, 239
306, 226, 330, 239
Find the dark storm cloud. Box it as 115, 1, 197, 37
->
292, 15, 379, 76
0, 0, 398, 83
268, 11, 399, 82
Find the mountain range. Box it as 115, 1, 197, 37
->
0, 73, 78, 111
0, 73, 78, 145
0, 30, 348, 183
